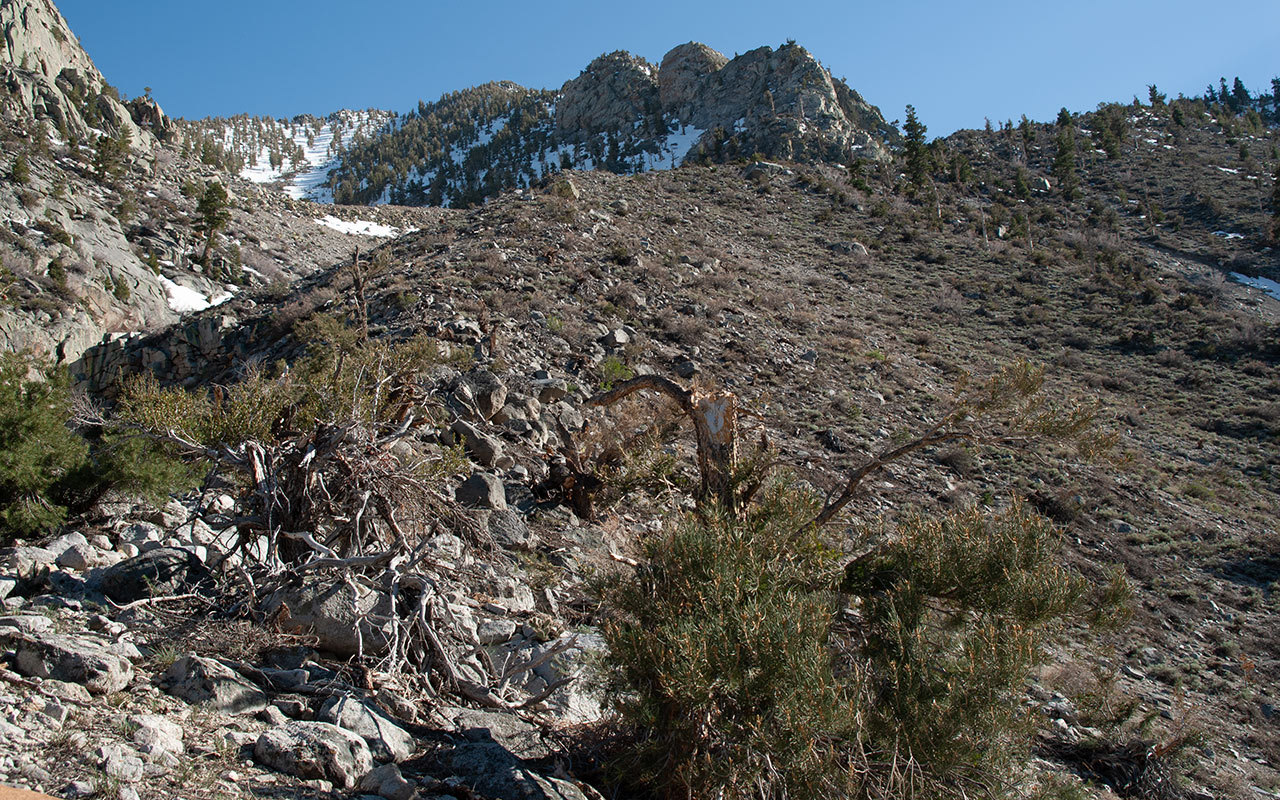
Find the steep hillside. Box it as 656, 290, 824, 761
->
2, 3, 1279, 799
325, 41, 894, 208
0, 1, 431, 363
71, 91, 1280, 796
178, 109, 398, 201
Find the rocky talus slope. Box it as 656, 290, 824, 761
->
19, 130, 1277, 798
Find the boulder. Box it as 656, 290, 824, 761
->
441, 742, 588, 800
95, 743, 144, 783
254, 721, 373, 791
487, 510, 537, 551
96, 547, 208, 603
0, 615, 55, 634
451, 419, 504, 468
1, 546, 59, 579
129, 714, 185, 756
556, 51, 659, 137
162, 653, 267, 714
462, 368, 508, 420
359, 762, 417, 800
261, 580, 394, 656
456, 473, 507, 511
318, 695, 414, 762
452, 708, 547, 760
10, 633, 133, 694
658, 42, 729, 118
57, 543, 120, 571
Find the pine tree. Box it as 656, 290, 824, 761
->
196, 182, 231, 266
9, 154, 29, 185
902, 104, 929, 188
1053, 128, 1078, 201
1056, 107, 1072, 128
1232, 77, 1251, 112
1148, 84, 1166, 107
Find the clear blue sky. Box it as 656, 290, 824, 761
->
58, 0, 1279, 137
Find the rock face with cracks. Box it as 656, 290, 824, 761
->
253, 721, 374, 790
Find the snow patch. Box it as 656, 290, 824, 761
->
158, 276, 230, 314
1231, 272, 1280, 301
314, 215, 407, 238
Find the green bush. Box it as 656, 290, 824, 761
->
0, 354, 197, 543
601, 481, 1122, 799
0, 355, 86, 539
117, 315, 454, 450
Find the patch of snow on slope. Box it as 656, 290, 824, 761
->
314, 216, 407, 237
1231, 273, 1280, 301
158, 277, 234, 313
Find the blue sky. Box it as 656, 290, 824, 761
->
58, 0, 1279, 137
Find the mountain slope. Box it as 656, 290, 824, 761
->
324, 41, 895, 208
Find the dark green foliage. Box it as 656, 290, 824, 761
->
1015, 166, 1032, 198
1147, 85, 1166, 107
195, 181, 231, 265
93, 132, 130, 182
602, 478, 1118, 799
1092, 105, 1128, 159
902, 104, 930, 188
1230, 77, 1250, 113
0, 354, 198, 543
1057, 107, 1073, 128
0, 355, 85, 539
9, 154, 29, 184
1053, 128, 1079, 201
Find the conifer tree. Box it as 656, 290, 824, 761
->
1232, 77, 1251, 112
902, 104, 929, 189
9, 154, 29, 185
1053, 128, 1078, 201
196, 182, 231, 266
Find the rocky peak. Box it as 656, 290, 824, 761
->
659, 41, 893, 162
1, 0, 157, 152
1, 0, 96, 84
657, 42, 728, 118
553, 40, 892, 164
555, 50, 659, 137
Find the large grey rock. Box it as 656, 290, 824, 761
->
359, 762, 417, 800
318, 695, 414, 763
658, 42, 729, 115
451, 419, 504, 468
556, 51, 659, 137
456, 472, 507, 511
462, 368, 508, 421
526, 632, 606, 725
95, 743, 144, 783
452, 708, 547, 760
129, 714, 184, 756
442, 742, 588, 800
10, 632, 133, 694
0, 614, 55, 634
260, 580, 393, 656
96, 547, 207, 603
254, 721, 373, 791
487, 510, 537, 551
57, 542, 120, 571
1, 546, 59, 579
162, 653, 267, 714
44, 532, 89, 559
